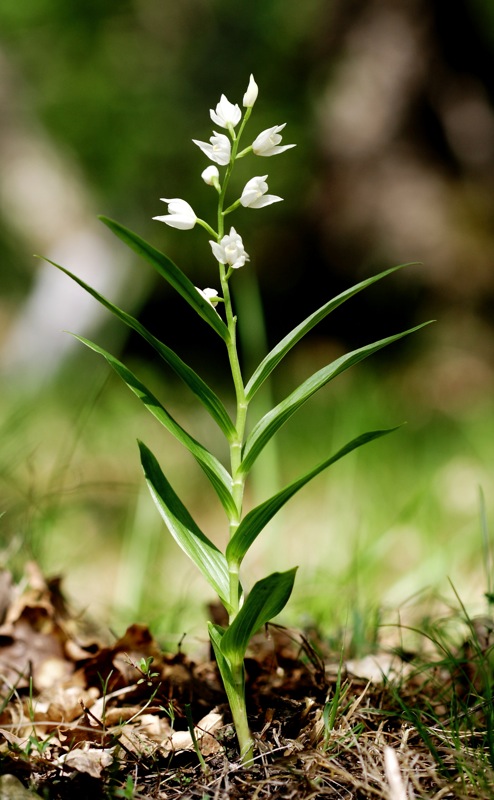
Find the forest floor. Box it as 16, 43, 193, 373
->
0, 563, 493, 800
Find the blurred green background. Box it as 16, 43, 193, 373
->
1, 0, 494, 647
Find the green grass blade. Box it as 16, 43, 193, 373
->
74, 334, 237, 519
99, 216, 230, 342
139, 441, 231, 611
42, 258, 235, 440
227, 427, 397, 566
220, 569, 297, 666
245, 264, 417, 401
241, 321, 432, 474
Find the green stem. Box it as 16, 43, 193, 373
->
209, 626, 254, 766
226, 662, 254, 766
196, 218, 218, 238
220, 261, 248, 620
217, 106, 252, 237
213, 105, 255, 764
214, 116, 252, 618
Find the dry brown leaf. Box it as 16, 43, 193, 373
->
136, 713, 172, 743
161, 710, 223, 756
0, 563, 101, 692
37, 685, 99, 724
59, 745, 114, 778
114, 725, 159, 757
0, 727, 32, 750
89, 684, 137, 723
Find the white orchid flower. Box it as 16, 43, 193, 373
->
196, 286, 220, 307
153, 198, 197, 230
243, 75, 258, 108
240, 175, 282, 209
210, 94, 242, 129
210, 227, 249, 270
193, 132, 231, 165
201, 165, 220, 188
252, 123, 296, 157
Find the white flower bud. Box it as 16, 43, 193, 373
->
243, 75, 258, 108
201, 165, 220, 187
196, 287, 220, 307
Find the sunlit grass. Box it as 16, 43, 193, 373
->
1, 350, 493, 648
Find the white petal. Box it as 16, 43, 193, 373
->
256, 144, 296, 157
153, 214, 196, 230
161, 198, 195, 216
247, 194, 283, 209
194, 132, 232, 165
193, 138, 215, 159
252, 123, 295, 157
210, 240, 226, 263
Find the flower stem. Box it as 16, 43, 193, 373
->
227, 662, 254, 766
213, 104, 255, 762
220, 261, 247, 619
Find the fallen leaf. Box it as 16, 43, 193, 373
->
162, 710, 223, 756
59, 745, 114, 777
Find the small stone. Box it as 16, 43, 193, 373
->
0, 774, 43, 800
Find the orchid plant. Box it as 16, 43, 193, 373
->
45, 75, 429, 766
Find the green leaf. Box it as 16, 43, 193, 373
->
43, 257, 235, 440
99, 216, 230, 342
139, 441, 232, 611
245, 264, 418, 401
208, 622, 233, 674
220, 569, 297, 667
241, 321, 432, 474
227, 427, 397, 566
74, 334, 237, 519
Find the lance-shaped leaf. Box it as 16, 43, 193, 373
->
43, 258, 235, 441
241, 322, 431, 474
99, 216, 229, 341
219, 569, 297, 667
245, 264, 418, 401
139, 441, 232, 611
208, 622, 233, 674
227, 428, 397, 567
73, 334, 237, 519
